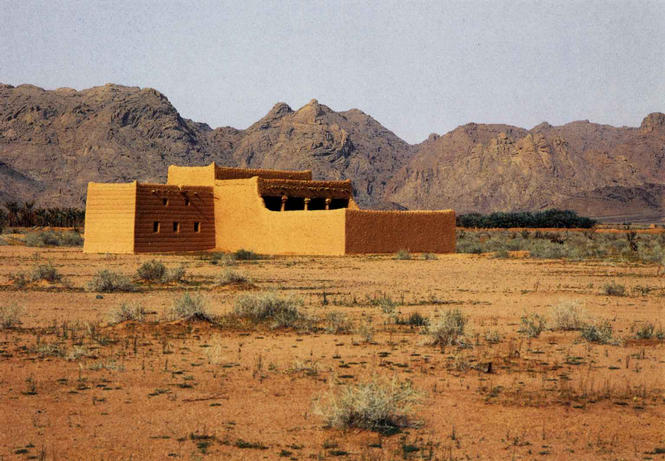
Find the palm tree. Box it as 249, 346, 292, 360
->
4, 201, 20, 227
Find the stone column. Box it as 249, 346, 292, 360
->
281, 194, 288, 212
304, 197, 311, 211
325, 198, 331, 210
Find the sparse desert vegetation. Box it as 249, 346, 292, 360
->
0, 227, 664, 459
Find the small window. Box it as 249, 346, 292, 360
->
162, 198, 169, 206
153, 221, 160, 233
194, 222, 200, 233
184, 197, 190, 206
173, 222, 180, 233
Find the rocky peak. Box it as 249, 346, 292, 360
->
640, 112, 665, 133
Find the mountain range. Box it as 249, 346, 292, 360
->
1, 83, 664, 222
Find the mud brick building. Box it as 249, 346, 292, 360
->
83, 163, 455, 255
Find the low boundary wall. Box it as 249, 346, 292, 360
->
345, 209, 456, 254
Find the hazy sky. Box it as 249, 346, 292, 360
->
2, 0, 664, 143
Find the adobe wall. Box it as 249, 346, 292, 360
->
213, 178, 347, 255
134, 184, 215, 253
215, 165, 312, 181
83, 182, 137, 254
344, 209, 456, 254
167, 163, 216, 186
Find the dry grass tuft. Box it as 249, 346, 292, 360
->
550, 301, 586, 331
87, 270, 137, 292
427, 309, 467, 346
0, 304, 23, 329
314, 376, 421, 434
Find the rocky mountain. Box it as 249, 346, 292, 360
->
1, 83, 664, 222
0, 83, 412, 209
386, 115, 665, 222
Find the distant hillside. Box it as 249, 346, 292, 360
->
1, 83, 663, 222
386, 114, 665, 222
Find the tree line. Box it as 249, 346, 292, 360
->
1, 201, 85, 229
456, 209, 597, 229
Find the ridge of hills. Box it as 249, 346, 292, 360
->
1, 83, 663, 222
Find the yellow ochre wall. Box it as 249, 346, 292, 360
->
167, 163, 216, 186
83, 182, 137, 254
345, 209, 456, 254
134, 184, 215, 253
212, 178, 347, 255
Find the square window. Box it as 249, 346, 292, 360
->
173, 221, 180, 233
162, 198, 169, 206
194, 222, 200, 232
153, 221, 160, 233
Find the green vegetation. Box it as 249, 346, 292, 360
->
87, 270, 137, 292
233, 249, 262, 260
111, 303, 146, 323
25, 230, 83, 247
456, 228, 665, 263
3, 201, 85, 227
137, 260, 186, 283
217, 269, 250, 285
30, 262, 62, 283
580, 321, 616, 344
233, 291, 308, 329
633, 322, 664, 340
394, 249, 412, 260
395, 312, 429, 327
456, 209, 596, 228
136, 260, 166, 281
603, 281, 626, 296
519, 312, 547, 338
314, 376, 421, 434
323, 311, 352, 334
168, 292, 211, 321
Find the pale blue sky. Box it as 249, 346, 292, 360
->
2, 0, 664, 143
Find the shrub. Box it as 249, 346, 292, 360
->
314, 376, 421, 434
519, 312, 547, 338
234, 292, 306, 329
209, 252, 237, 266
87, 270, 137, 292
324, 311, 351, 334
31, 262, 62, 283
60, 231, 83, 246
111, 303, 146, 323
10, 272, 30, 288
370, 294, 397, 314
24, 230, 82, 247
427, 309, 467, 346
0, 304, 23, 328
163, 265, 186, 283
422, 253, 438, 260
456, 209, 596, 229
484, 330, 502, 344
169, 293, 211, 321
234, 249, 261, 261
581, 320, 615, 344
25, 231, 60, 247
603, 282, 626, 296
137, 260, 166, 282
550, 301, 586, 331
354, 320, 375, 343
632, 322, 663, 340
395, 312, 429, 327
394, 249, 412, 260
218, 269, 250, 285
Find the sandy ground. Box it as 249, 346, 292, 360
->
0, 244, 664, 460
